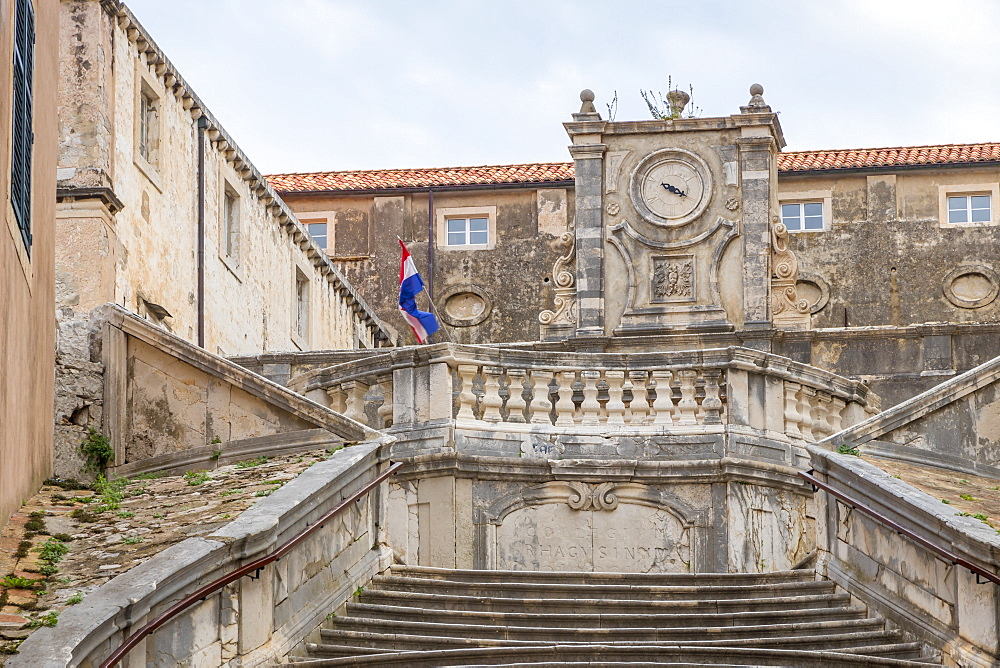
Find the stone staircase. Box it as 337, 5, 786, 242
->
283, 565, 940, 667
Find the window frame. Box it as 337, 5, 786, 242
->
218, 174, 243, 280
939, 184, 999, 228
435, 205, 497, 250
133, 65, 163, 190
291, 266, 310, 350
299, 211, 337, 255
9, 0, 35, 258
777, 190, 831, 233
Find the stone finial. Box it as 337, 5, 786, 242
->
741, 83, 771, 114
579, 89, 597, 114
666, 89, 690, 118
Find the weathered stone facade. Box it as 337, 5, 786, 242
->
50, 0, 395, 478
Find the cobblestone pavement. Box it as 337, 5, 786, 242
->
0, 447, 337, 661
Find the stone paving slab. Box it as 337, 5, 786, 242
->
0, 446, 338, 663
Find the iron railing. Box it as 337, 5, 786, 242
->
800, 469, 1000, 586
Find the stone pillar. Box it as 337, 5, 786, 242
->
564, 90, 607, 338
735, 85, 781, 333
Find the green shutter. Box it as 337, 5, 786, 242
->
11, 0, 35, 254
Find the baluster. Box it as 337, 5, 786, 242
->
528, 369, 554, 424
604, 370, 626, 425
327, 385, 347, 414
580, 370, 601, 425
651, 370, 674, 425
506, 369, 527, 423
342, 379, 369, 425
676, 369, 699, 426
813, 391, 833, 439
784, 381, 803, 439
456, 364, 479, 421
555, 371, 577, 426
701, 369, 723, 425
798, 386, 816, 441
828, 396, 846, 434
629, 371, 650, 425
376, 373, 393, 428
481, 366, 504, 422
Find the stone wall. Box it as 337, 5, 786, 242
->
10, 440, 394, 667
1, 0, 59, 527
810, 448, 1000, 667
780, 166, 1000, 330
281, 186, 574, 346
54, 305, 376, 479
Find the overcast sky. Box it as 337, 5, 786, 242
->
126, 0, 1000, 175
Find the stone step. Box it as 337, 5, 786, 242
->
390, 564, 818, 586
368, 574, 836, 601
316, 617, 888, 651
311, 629, 911, 658
283, 643, 941, 666
349, 584, 851, 616
341, 601, 866, 631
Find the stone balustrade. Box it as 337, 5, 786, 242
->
288, 345, 872, 443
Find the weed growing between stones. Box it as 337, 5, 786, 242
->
26, 611, 58, 628
836, 444, 860, 456
78, 428, 113, 473
66, 592, 83, 605
960, 493, 978, 501
184, 470, 211, 486
36, 538, 70, 576
2, 575, 40, 589
122, 535, 144, 545
236, 456, 269, 468
92, 475, 127, 512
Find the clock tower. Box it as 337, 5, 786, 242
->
558, 85, 801, 341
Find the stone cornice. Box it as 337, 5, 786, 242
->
56, 186, 125, 214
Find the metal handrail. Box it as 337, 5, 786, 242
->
100, 461, 402, 668
800, 469, 1000, 586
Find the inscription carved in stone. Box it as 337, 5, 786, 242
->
651, 256, 694, 302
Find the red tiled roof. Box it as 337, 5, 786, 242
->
267, 163, 575, 193
777, 142, 1000, 172
267, 143, 1000, 192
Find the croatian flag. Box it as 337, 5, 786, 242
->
398, 240, 439, 343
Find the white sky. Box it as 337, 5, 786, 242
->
125, 0, 1000, 175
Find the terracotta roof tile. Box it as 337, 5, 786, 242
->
267, 143, 1000, 192
267, 163, 575, 193
777, 142, 1000, 172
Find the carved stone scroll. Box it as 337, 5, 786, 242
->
770, 216, 810, 330
566, 481, 620, 512
539, 232, 578, 328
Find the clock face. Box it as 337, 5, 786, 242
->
629, 149, 712, 227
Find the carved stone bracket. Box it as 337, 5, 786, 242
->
770, 216, 810, 330
566, 481, 619, 511
539, 232, 577, 327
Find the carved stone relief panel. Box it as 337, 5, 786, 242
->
651, 255, 695, 303
943, 265, 999, 309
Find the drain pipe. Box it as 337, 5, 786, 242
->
196, 115, 208, 348
426, 188, 434, 302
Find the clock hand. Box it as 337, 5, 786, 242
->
661, 182, 687, 197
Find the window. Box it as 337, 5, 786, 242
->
446, 217, 488, 246
306, 222, 327, 250
294, 269, 309, 345
223, 185, 239, 261
435, 206, 497, 250
948, 195, 991, 224
781, 202, 824, 231
138, 89, 156, 163
938, 184, 999, 227
10, 0, 35, 255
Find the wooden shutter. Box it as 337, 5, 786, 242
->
11, 0, 35, 253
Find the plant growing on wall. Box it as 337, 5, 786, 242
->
641, 76, 702, 120
78, 428, 113, 473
